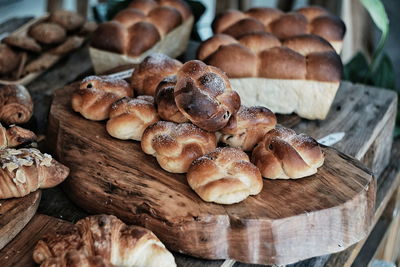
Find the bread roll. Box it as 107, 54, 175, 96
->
219, 106, 276, 151
106, 96, 159, 141
0, 84, 33, 124
131, 53, 182, 96
71, 76, 133, 121
187, 147, 263, 204
0, 44, 20, 75
251, 127, 324, 179
174, 60, 241, 131
3, 35, 42, 53
147, 6, 182, 37
49, 10, 85, 31
33, 214, 176, 267
0, 124, 36, 149
197, 34, 237, 61
0, 148, 69, 199
91, 21, 128, 54
127, 21, 161, 56
141, 121, 216, 173
29, 22, 67, 45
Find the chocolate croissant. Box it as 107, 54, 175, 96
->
33, 214, 176, 267
0, 85, 33, 124
0, 148, 69, 199
0, 124, 37, 149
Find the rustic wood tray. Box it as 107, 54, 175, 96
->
47, 83, 376, 265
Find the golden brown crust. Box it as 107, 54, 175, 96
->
238, 32, 281, 53
29, 22, 67, 45
174, 60, 241, 131
128, 0, 158, 14
33, 214, 176, 267
106, 96, 159, 141
158, 0, 192, 20
245, 7, 283, 27
282, 34, 334, 55
187, 147, 263, 204
196, 34, 237, 61
0, 44, 20, 75
251, 127, 324, 179
0, 84, 33, 124
0, 124, 37, 149
127, 22, 161, 56
212, 10, 246, 33
219, 106, 276, 151
222, 18, 265, 39
91, 21, 128, 54
306, 51, 343, 82
147, 6, 182, 37
3, 35, 42, 52
141, 121, 216, 173
113, 8, 146, 28
131, 53, 182, 96
309, 15, 346, 42
71, 76, 133, 121
49, 10, 85, 32
268, 13, 308, 39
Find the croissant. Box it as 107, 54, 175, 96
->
0, 148, 69, 199
0, 85, 33, 124
0, 124, 37, 149
33, 214, 176, 267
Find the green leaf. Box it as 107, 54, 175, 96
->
370, 53, 395, 89
343, 52, 370, 83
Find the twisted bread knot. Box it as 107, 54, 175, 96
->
213, 6, 345, 52
0, 148, 69, 199
0, 84, 33, 124
154, 75, 188, 123
198, 33, 342, 81
33, 214, 176, 267
0, 124, 37, 149
91, 0, 192, 56
187, 147, 263, 204
131, 53, 182, 96
141, 121, 216, 173
174, 60, 241, 131
106, 95, 159, 141
71, 76, 133, 121
219, 105, 276, 151
251, 127, 324, 179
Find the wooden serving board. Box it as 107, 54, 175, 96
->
0, 191, 41, 250
47, 84, 376, 265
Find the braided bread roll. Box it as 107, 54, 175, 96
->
251, 127, 324, 179
106, 96, 159, 141
174, 60, 241, 131
0, 148, 69, 199
187, 147, 263, 204
141, 121, 216, 173
0, 124, 37, 149
71, 76, 133, 121
0, 85, 33, 124
33, 214, 176, 267
219, 106, 276, 151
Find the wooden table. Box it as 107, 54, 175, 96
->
0, 17, 399, 267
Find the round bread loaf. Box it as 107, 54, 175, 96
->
106, 95, 159, 141
49, 10, 85, 31
3, 35, 42, 53
219, 105, 276, 151
71, 76, 133, 121
131, 53, 182, 96
251, 127, 324, 179
187, 147, 263, 204
141, 121, 216, 173
0, 44, 20, 75
29, 22, 67, 45
174, 60, 241, 131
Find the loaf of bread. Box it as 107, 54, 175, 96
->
29, 22, 67, 45
49, 10, 85, 32
33, 214, 176, 267
212, 6, 345, 52
0, 124, 37, 149
0, 44, 20, 75
141, 121, 216, 173
175, 60, 241, 131
154, 75, 188, 123
219, 105, 276, 151
0, 84, 33, 124
251, 127, 324, 179
91, 0, 191, 57
71, 76, 133, 121
3, 35, 42, 53
187, 147, 263, 204
0, 148, 69, 199
106, 95, 159, 141
131, 53, 182, 96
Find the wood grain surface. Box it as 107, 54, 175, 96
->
0, 191, 41, 250
47, 84, 376, 265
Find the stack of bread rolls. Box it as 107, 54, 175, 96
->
197, 6, 346, 120
71, 54, 325, 205
90, 0, 194, 73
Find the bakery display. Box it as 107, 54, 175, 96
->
187, 147, 263, 204
33, 214, 176, 267
106, 95, 159, 141
252, 127, 324, 179
71, 75, 133, 121
141, 121, 217, 173
0, 84, 33, 124
219, 105, 276, 151
90, 0, 193, 73
0, 148, 69, 199
175, 60, 241, 131
0, 124, 37, 149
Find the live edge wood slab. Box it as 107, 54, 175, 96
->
47, 84, 376, 265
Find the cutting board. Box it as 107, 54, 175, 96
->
0, 191, 41, 250
47, 84, 376, 265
